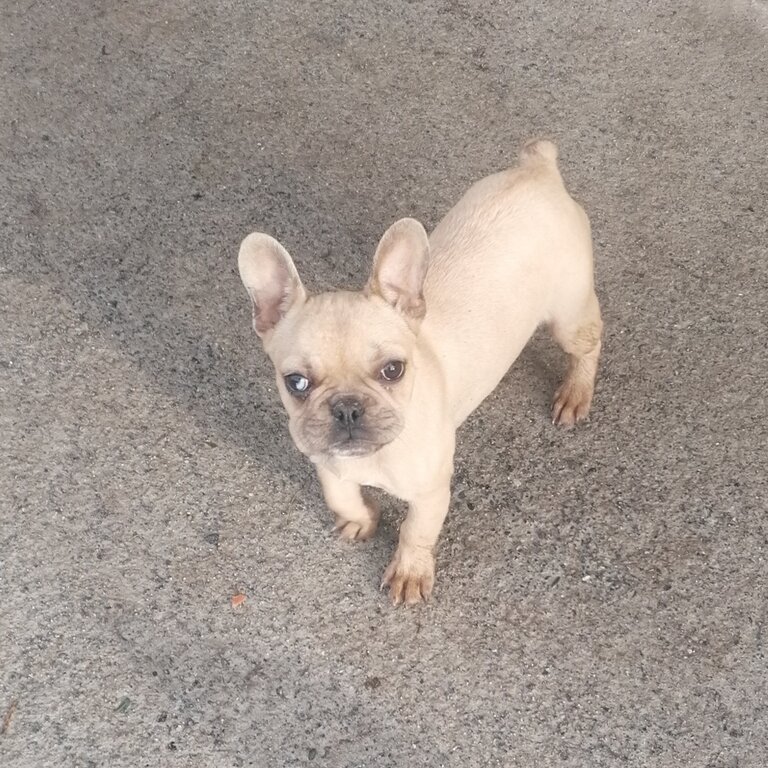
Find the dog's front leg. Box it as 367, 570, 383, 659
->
382, 481, 451, 605
317, 466, 380, 541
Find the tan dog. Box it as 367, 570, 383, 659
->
238, 140, 602, 605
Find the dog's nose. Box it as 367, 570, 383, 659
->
331, 397, 365, 428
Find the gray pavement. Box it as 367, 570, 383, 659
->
2, 1, 767, 766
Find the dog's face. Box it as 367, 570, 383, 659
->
267, 291, 418, 458
239, 219, 430, 461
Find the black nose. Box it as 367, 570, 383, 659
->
331, 397, 365, 429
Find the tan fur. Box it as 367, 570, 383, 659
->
238, 139, 602, 605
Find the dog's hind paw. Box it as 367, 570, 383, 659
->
551, 380, 594, 427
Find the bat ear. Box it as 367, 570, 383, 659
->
366, 218, 430, 320
238, 233, 306, 337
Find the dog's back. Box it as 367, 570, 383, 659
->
422, 140, 596, 425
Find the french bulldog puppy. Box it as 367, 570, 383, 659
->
238, 139, 602, 605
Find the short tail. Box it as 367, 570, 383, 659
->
520, 138, 558, 165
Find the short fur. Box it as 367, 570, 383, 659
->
238, 139, 602, 605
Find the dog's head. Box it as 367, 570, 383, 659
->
238, 219, 430, 460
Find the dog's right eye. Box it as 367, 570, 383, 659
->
284, 373, 311, 395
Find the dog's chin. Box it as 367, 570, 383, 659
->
327, 440, 385, 459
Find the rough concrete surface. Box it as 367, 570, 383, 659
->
1, 1, 767, 766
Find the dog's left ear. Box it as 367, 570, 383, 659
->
366, 218, 430, 320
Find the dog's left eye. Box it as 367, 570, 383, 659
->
380, 360, 405, 382
284, 373, 311, 395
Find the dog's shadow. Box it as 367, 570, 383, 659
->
22, 162, 398, 479
22, 146, 565, 532
485, 329, 564, 422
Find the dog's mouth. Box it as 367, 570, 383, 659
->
293, 402, 403, 460
327, 438, 384, 458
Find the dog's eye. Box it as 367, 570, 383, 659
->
380, 360, 405, 382
284, 373, 311, 395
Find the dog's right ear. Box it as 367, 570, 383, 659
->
238, 233, 307, 338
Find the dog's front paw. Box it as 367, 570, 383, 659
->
381, 547, 435, 605
334, 515, 378, 542
552, 380, 594, 427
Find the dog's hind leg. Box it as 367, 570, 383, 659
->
550, 290, 603, 426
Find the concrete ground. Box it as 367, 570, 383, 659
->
2, 1, 766, 766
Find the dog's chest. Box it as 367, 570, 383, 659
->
316, 453, 399, 496
315, 435, 452, 501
